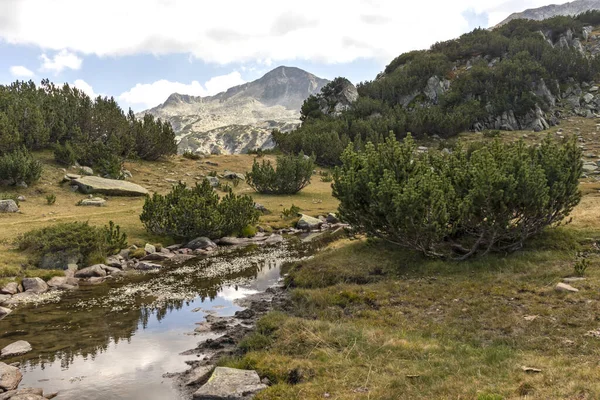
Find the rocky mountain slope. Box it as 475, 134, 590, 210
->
140, 66, 329, 155
496, 0, 600, 27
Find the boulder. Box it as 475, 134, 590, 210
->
16, 196, 26, 202
21, 278, 48, 294
144, 243, 156, 254
185, 237, 217, 251
193, 367, 267, 400
297, 214, 323, 231
0, 362, 22, 391
39, 251, 81, 270
555, 282, 579, 293
46, 277, 67, 287
8, 394, 46, 400
72, 176, 148, 196
326, 213, 339, 224
77, 197, 106, 207
0, 283, 18, 295
2, 292, 37, 307
0, 307, 12, 318
79, 166, 94, 175
0, 200, 19, 213
1, 341, 32, 358
254, 203, 267, 213
106, 256, 123, 268
206, 177, 219, 188
186, 365, 215, 386
223, 171, 245, 180
102, 266, 123, 275
64, 173, 81, 181
74, 265, 107, 278
264, 234, 284, 245
0, 388, 45, 400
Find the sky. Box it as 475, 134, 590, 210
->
0, 0, 572, 112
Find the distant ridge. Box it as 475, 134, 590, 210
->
496, 0, 600, 27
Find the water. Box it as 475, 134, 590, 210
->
1, 244, 304, 400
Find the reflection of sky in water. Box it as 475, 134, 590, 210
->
18, 260, 283, 400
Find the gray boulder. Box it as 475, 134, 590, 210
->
223, 171, 245, 180
0, 362, 22, 390
21, 278, 48, 294
141, 252, 173, 261
144, 243, 156, 254
326, 213, 339, 224
206, 176, 220, 187
1, 341, 32, 358
77, 197, 106, 207
72, 176, 148, 196
39, 250, 81, 270
193, 367, 267, 399
0, 388, 46, 400
186, 365, 215, 386
185, 237, 217, 251
134, 262, 161, 271
297, 214, 323, 231
74, 265, 107, 278
79, 166, 94, 175
0, 200, 19, 213
0, 283, 19, 295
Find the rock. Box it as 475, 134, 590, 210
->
171, 254, 196, 263
79, 277, 105, 286
423, 75, 450, 104
215, 237, 248, 246
77, 197, 106, 207
583, 163, 598, 173
0, 388, 46, 400
186, 365, 215, 386
264, 234, 284, 245
0, 362, 22, 391
64, 173, 81, 181
2, 292, 37, 307
39, 251, 81, 270
79, 166, 94, 175
297, 214, 323, 231
144, 243, 156, 254
0, 200, 19, 213
1, 341, 32, 358
0, 307, 12, 318
185, 237, 217, 251
193, 367, 267, 400
46, 277, 67, 287
106, 256, 123, 268
166, 244, 183, 251
21, 278, 48, 294
555, 282, 579, 293
72, 176, 148, 196
223, 171, 245, 180
563, 277, 586, 283
254, 203, 267, 213
234, 309, 255, 320
326, 213, 339, 224
101, 266, 123, 275
141, 252, 173, 261
44, 391, 58, 399
0, 283, 18, 296
16, 196, 26, 202
206, 176, 219, 188
8, 394, 46, 400
583, 93, 595, 104
134, 262, 161, 271
74, 265, 107, 278
318, 78, 359, 116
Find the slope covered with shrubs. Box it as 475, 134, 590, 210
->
276, 11, 600, 166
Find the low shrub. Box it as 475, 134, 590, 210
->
140, 180, 260, 240
103, 220, 128, 255
45, 194, 56, 205
333, 134, 582, 259
281, 204, 301, 219
246, 153, 315, 195
182, 150, 202, 160
0, 148, 42, 185
53, 141, 77, 166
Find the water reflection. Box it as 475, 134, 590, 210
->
0, 245, 299, 400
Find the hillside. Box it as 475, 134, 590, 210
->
276, 12, 600, 166
496, 0, 600, 27
140, 66, 329, 155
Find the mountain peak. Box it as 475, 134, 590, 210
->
496, 0, 600, 27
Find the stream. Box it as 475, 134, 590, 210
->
1, 241, 311, 399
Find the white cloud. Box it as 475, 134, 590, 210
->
40, 49, 82, 74
9, 65, 34, 78
73, 79, 97, 98
0, 0, 573, 66
119, 71, 246, 110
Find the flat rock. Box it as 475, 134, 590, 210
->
297, 214, 323, 230
264, 234, 283, 245
185, 237, 217, 251
0, 283, 18, 295
46, 277, 67, 287
21, 278, 48, 294
74, 265, 107, 278
0, 200, 19, 213
1, 341, 32, 358
134, 262, 161, 271
72, 176, 148, 196
193, 367, 267, 399
0, 362, 22, 391
555, 282, 579, 293
78, 197, 106, 207
2, 292, 37, 307
141, 252, 173, 261
186, 366, 215, 386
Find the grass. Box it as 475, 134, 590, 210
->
0, 151, 338, 276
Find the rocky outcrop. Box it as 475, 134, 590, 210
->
141, 66, 329, 155
424, 76, 451, 105
319, 78, 359, 116
72, 176, 148, 196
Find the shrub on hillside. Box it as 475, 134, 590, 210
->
140, 180, 260, 240
53, 141, 77, 166
333, 134, 582, 259
0, 148, 42, 185
246, 153, 315, 194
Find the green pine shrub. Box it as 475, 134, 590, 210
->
246, 153, 315, 195
0, 148, 43, 185
182, 150, 201, 160
140, 180, 260, 240
45, 194, 56, 205
103, 220, 128, 255
53, 141, 77, 166
333, 134, 582, 260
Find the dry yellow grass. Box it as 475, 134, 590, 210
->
0, 151, 338, 273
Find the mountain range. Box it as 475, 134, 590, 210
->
140, 66, 329, 155
496, 0, 600, 26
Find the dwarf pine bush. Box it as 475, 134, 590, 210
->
246, 153, 315, 195
333, 134, 582, 259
